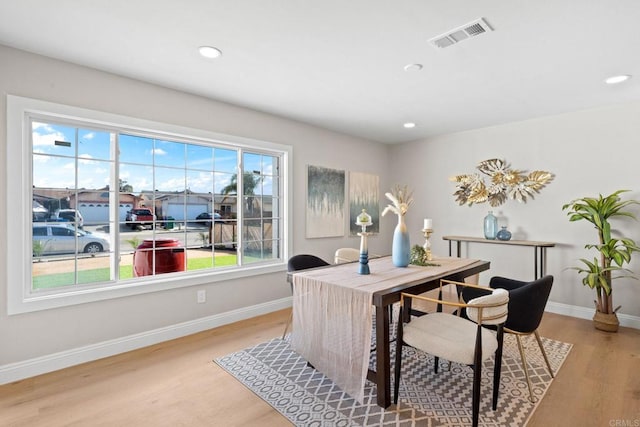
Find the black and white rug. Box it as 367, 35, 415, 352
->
215, 334, 572, 426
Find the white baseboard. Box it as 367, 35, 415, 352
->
545, 301, 640, 330
0, 297, 292, 385
3, 298, 637, 386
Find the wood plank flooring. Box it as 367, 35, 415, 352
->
1, 310, 638, 426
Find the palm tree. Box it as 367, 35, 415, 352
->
221, 172, 262, 195
119, 179, 133, 193
221, 172, 262, 215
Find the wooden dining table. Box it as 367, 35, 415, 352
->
289, 255, 490, 408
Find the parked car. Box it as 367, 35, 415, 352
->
32, 200, 49, 222
32, 223, 110, 255
195, 212, 222, 225
50, 208, 84, 228
125, 208, 156, 229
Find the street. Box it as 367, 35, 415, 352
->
87, 221, 237, 254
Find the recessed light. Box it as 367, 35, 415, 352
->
403, 122, 416, 129
199, 46, 222, 59
605, 74, 631, 85
404, 63, 423, 72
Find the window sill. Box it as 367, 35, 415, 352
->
10, 262, 287, 315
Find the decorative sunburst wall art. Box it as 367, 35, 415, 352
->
450, 158, 554, 207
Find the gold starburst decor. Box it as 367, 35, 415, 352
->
450, 159, 554, 207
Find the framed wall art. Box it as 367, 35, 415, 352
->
349, 171, 379, 236
306, 165, 345, 238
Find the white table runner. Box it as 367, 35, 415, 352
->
291, 256, 480, 402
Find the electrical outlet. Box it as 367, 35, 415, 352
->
197, 290, 206, 304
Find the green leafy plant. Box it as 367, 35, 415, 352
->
409, 245, 440, 267
32, 240, 47, 259
126, 237, 141, 250
562, 190, 639, 315
198, 232, 209, 247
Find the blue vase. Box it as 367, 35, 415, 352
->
496, 226, 512, 241
483, 211, 498, 240
392, 216, 410, 267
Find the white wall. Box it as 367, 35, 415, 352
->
2, 42, 639, 382
0, 45, 393, 374
390, 102, 640, 320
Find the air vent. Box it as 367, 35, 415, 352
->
429, 18, 493, 49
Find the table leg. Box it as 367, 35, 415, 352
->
375, 304, 391, 408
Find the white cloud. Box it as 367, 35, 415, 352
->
32, 129, 66, 147
152, 148, 167, 156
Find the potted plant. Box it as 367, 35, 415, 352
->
562, 190, 639, 332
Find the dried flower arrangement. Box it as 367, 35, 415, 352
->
381, 185, 414, 217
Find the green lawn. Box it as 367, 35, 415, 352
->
33, 254, 239, 289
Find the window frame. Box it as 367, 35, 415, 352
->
7, 95, 292, 315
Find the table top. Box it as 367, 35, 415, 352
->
443, 235, 556, 247
290, 255, 490, 307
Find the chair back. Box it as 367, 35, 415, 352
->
465, 288, 509, 325
287, 254, 330, 272
490, 275, 553, 333
334, 247, 360, 264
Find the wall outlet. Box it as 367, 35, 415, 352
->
197, 290, 206, 304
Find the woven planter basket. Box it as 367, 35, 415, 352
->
593, 311, 619, 332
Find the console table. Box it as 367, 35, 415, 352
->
442, 235, 555, 279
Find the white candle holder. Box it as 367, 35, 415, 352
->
356, 209, 373, 275
422, 228, 433, 261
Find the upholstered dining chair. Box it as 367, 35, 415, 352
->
334, 247, 360, 264
394, 279, 509, 427
282, 254, 330, 339
463, 275, 555, 403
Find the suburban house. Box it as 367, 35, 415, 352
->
34, 187, 138, 222
1, 2, 639, 426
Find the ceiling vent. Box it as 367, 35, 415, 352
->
429, 18, 493, 49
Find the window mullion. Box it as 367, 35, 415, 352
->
112, 132, 120, 282
237, 150, 243, 266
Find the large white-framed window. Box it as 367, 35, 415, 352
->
7, 95, 291, 314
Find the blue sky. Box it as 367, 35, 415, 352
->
32, 121, 275, 195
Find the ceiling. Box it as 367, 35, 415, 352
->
1, 1, 639, 144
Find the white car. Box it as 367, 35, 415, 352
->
50, 208, 84, 228
32, 223, 110, 255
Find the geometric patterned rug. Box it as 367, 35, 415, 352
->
215, 333, 572, 426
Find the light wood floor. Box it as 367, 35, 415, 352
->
1, 310, 639, 426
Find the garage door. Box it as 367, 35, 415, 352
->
78, 203, 133, 223
166, 204, 208, 221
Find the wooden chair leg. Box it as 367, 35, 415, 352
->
534, 330, 554, 378
472, 325, 482, 427
493, 325, 504, 410
393, 308, 405, 405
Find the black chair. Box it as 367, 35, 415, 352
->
394, 279, 509, 427
461, 275, 554, 402
490, 275, 555, 402
282, 254, 330, 339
